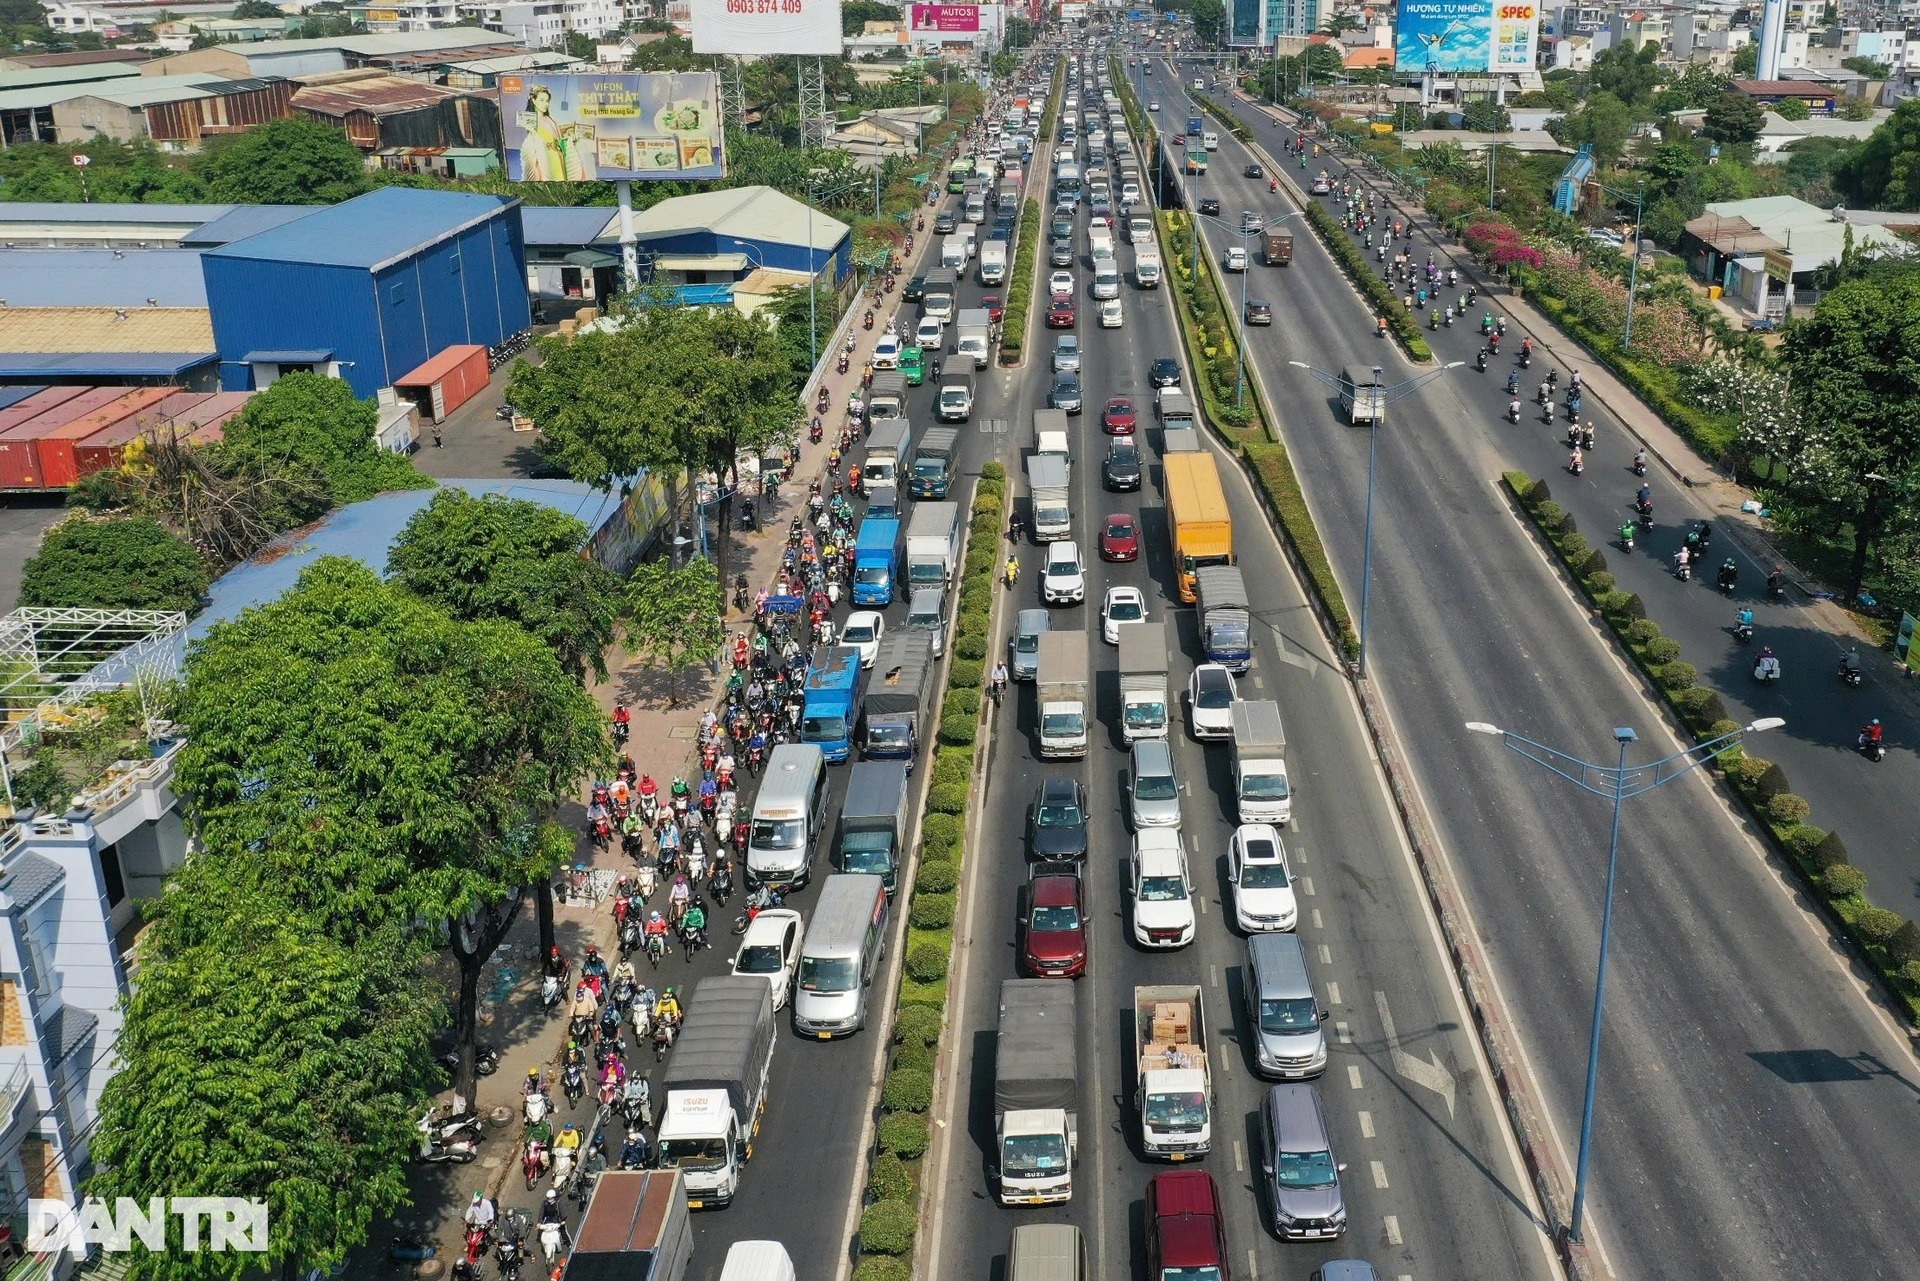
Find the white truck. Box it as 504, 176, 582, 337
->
656, 976, 777, 1209
941, 235, 969, 269
1034, 411, 1070, 479
905, 499, 963, 594
1231, 699, 1292, 825
1135, 239, 1162, 288
1028, 454, 1072, 543
1134, 984, 1213, 1161
1118, 621, 1170, 742
1089, 223, 1115, 263
996, 979, 1079, 1205
562, 1170, 693, 1281
1036, 632, 1089, 758
955, 307, 993, 370
980, 238, 1009, 285
937, 370, 975, 422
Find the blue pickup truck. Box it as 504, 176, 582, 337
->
801, 645, 866, 763
852, 517, 903, 606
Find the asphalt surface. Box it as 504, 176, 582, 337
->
1158, 56, 1920, 1279
919, 56, 1558, 1281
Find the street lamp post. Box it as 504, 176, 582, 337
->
1193, 208, 1302, 407
1463, 716, 1785, 1243
805, 166, 829, 372
1290, 359, 1463, 675
1594, 180, 1650, 349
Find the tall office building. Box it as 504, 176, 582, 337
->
1266, 0, 1321, 40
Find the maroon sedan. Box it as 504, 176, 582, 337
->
1102, 395, 1137, 434
981, 293, 1005, 323
1046, 297, 1077, 328
1022, 871, 1088, 978
1101, 512, 1140, 562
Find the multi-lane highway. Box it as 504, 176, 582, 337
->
1151, 53, 1920, 1279
918, 49, 1560, 1281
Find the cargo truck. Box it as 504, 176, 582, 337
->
852, 517, 903, 606
905, 500, 964, 592
835, 759, 911, 893
1162, 427, 1201, 453
1164, 452, 1233, 603
909, 427, 961, 499
1230, 699, 1291, 825
1118, 621, 1170, 742
923, 269, 958, 322
955, 308, 993, 369
1028, 454, 1073, 542
1338, 366, 1385, 425
1263, 229, 1294, 266
864, 420, 913, 492
980, 239, 1009, 285
860, 631, 935, 768
941, 235, 970, 269
800, 645, 865, 763
657, 977, 777, 1209
1156, 386, 1196, 434
937, 371, 975, 422
1134, 986, 1213, 1160
1033, 409, 1070, 469
1135, 240, 1162, 288
868, 372, 908, 422
1196, 566, 1252, 672
995, 979, 1079, 1205
563, 1170, 693, 1281
1036, 632, 1090, 758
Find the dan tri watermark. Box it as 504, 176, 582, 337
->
28, 1198, 269, 1255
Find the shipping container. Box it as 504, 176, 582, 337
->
0, 388, 136, 488
0, 387, 88, 437
74, 391, 209, 478
40, 389, 180, 488
165, 392, 251, 437
0, 386, 46, 412
394, 344, 489, 422
0, 387, 87, 488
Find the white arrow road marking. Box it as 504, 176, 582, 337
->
1374, 990, 1457, 1120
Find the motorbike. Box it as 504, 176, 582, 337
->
420, 1102, 484, 1144
1475, 350, 1487, 371
1632, 453, 1648, 477
714, 792, 737, 843
539, 1219, 566, 1265
1618, 525, 1635, 552
1858, 729, 1886, 762
1839, 658, 1865, 688
438, 1043, 499, 1077
523, 1139, 551, 1189
1767, 573, 1787, 600
635, 862, 658, 901
1674, 555, 1692, 582
563, 1060, 586, 1109
837, 353, 850, 375
809, 416, 824, 444
1507, 400, 1522, 424
621, 1077, 653, 1129
863, 309, 874, 330
654, 1017, 677, 1061
496, 1219, 529, 1281
464, 1225, 492, 1267
1636, 498, 1654, 530
416, 1132, 480, 1164
1753, 657, 1782, 684
540, 971, 565, 1014
525, 1087, 550, 1126
1567, 451, 1584, 475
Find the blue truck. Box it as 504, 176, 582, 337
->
800, 645, 866, 763
852, 517, 903, 606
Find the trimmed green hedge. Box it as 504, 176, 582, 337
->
859, 1199, 917, 1256
853, 1256, 912, 1281
893, 1003, 943, 1046
883, 1067, 934, 1114
867, 1151, 912, 1203
878, 1111, 930, 1159
909, 891, 955, 930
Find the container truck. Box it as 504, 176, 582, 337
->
955, 308, 993, 369
1338, 366, 1386, 425
923, 269, 957, 322
1118, 621, 1170, 742
980, 239, 1009, 285
1028, 454, 1073, 543
995, 979, 1079, 1205
1156, 387, 1196, 434
860, 631, 935, 768
657, 976, 777, 1209
852, 518, 903, 606
835, 759, 911, 893
864, 420, 913, 492
868, 372, 908, 422
1036, 632, 1090, 758
1196, 566, 1252, 672
800, 645, 865, 763
1263, 229, 1294, 266
1134, 986, 1212, 1160
562, 1170, 693, 1281
1231, 699, 1291, 825
1033, 409, 1070, 468
909, 427, 961, 499
1162, 427, 1201, 453
905, 500, 964, 592
1164, 452, 1233, 603
937, 371, 975, 423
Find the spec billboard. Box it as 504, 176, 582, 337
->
912, 4, 980, 31
1491, 2, 1541, 71
501, 73, 724, 182
1395, 0, 1539, 72
689, 0, 843, 57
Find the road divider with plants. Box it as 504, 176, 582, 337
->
999, 65, 1063, 366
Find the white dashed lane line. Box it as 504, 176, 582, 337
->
1348, 1065, 1364, 1090
1358, 1110, 1374, 1139
1371, 1161, 1390, 1189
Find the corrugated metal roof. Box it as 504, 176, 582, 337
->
291, 74, 458, 117
0, 72, 147, 111
0, 201, 238, 229
0, 352, 216, 377
0, 308, 215, 354
178, 204, 321, 246
630, 185, 850, 253
444, 52, 579, 74
0, 248, 207, 307
7, 49, 153, 69
521, 205, 616, 246
205, 187, 519, 272
0, 62, 141, 90
69, 73, 239, 108
227, 27, 507, 57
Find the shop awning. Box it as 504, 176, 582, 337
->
564, 249, 622, 268
240, 349, 332, 364
651, 253, 749, 273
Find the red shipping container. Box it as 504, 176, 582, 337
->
0, 386, 88, 436
394, 344, 489, 422
164, 392, 251, 442
39, 388, 180, 488
184, 412, 240, 445
74, 390, 207, 479
0, 387, 130, 489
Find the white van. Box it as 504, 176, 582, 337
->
792, 873, 890, 1038
1203, 131, 1220, 151
747, 744, 829, 888
719, 1242, 797, 1281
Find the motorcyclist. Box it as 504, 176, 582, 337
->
1568, 447, 1584, 474
1505, 371, 1521, 397
581, 945, 608, 984
682, 900, 708, 949
553, 1123, 583, 1159
545, 946, 567, 980
1637, 484, 1652, 511
611, 955, 637, 988
1736, 606, 1755, 633
656, 987, 682, 1026
619, 1130, 651, 1170
539, 1189, 566, 1228
644, 910, 670, 948
1618, 521, 1636, 547
1860, 718, 1884, 747
465, 1193, 497, 1234
599, 1057, 625, 1092
570, 982, 598, 1021
524, 1068, 545, 1099
1755, 645, 1782, 681
1843, 648, 1863, 676
1718, 558, 1739, 591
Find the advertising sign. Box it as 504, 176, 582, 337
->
912, 4, 980, 31
1491, 1, 1541, 71
1395, 0, 1496, 72
501, 73, 724, 183
689, 0, 843, 57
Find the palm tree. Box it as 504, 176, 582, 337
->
1320, 13, 1362, 37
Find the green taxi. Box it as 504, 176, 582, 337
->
900, 345, 926, 386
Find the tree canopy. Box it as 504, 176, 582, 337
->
18, 516, 210, 614
219, 371, 427, 506
1589, 39, 1662, 107
1702, 90, 1766, 146
197, 116, 369, 205
1833, 98, 1920, 210
1549, 92, 1633, 166
625, 558, 725, 706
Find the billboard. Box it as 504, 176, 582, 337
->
689, 0, 843, 57
501, 73, 724, 182
1491, 2, 1541, 71
912, 4, 980, 31
1396, 0, 1539, 72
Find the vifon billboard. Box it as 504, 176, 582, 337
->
500, 72, 724, 182
689, 0, 844, 56
1395, 0, 1539, 73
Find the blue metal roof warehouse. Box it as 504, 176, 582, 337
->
200, 187, 529, 400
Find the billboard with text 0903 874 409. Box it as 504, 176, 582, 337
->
501, 72, 724, 183
690, 0, 844, 57
1395, 0, 1539, 73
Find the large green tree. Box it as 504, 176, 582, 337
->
1833, 98, 1920, 210
1549, 91, 1633, 165
1190, 0, 1224, 45
219, 371, 426, 506
197, 116, 368, 205
1702, 89, 1766, 145
386, 487, 623, 681
18, 517, 209, 614
1589, 39, 1662, 106
624, 558, 725, 706
173, 557, 606, 1097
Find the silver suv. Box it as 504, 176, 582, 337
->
1009, 608, 1049, 681
1260, 1084, 1348, 1240
1127, 739, 1182, 829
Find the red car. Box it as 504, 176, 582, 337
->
1101, 512, 1140, 562
981, 293, 1005, 323
1021, 871, 1087, 977
1147, 1171, 1230, 1281
1173, 134, 1187, 146
1046, 297, 1077, 328
1102, 395, 1137, 434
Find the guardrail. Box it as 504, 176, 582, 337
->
69, 737, 183, 821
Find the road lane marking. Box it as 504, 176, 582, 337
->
1247, 1250, 1258, 1281
1384, 1216, 1403, 1246
1371, 1161, 1389, 1189
1374, 990, 1458, 1120
1327, 981, 1340, 1006
1198, 894, 1207, 915
1311, 909, 1322, 929
1318, 943, 1332, 965
1335, 1020, 1352, 1044
1301, 876, 1314, 896
1210, 964, 1220, 989
1348, 1065, 1363, 1090
1234, 1140, 1245, 1172
1358, 1110, 1375, 1139
1219, 1045, 1232, 1073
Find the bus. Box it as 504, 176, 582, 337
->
948, 156, 976, 193
1163, 451, 1233, 603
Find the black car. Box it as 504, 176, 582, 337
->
1050, 372, 1084, 414
904, 274, 927, 302
1104, 436, 1142, 491
1051, 213, 1074, 240
1050, 238, 1076, 267
934, 210, 957, 234
1244, 161, 1264, 178
1150, 356, 1183, 387
1245, 299, 1273, 325
1028, 776, 1090, 863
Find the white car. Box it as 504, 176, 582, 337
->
1099, 296, 1124, 328
1042, 540, 1086, 605
1102, 585, 1146, 644
916, 315, 944, 348
841, 611, 884, 667
1224, 246, 1248, 272
1188, 663, 1237, 739
731, 908, 805, 1010
1048, 270, 1076, 297
872, 334, 901, 370
1228, 824, 1298, 932
1130, 829, 1195, 949
1149, 100, 1161, 111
